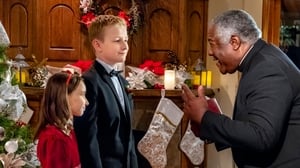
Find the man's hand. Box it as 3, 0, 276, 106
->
181, 84, 208, 124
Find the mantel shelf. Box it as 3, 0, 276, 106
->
21, 86, 215, 99
130, 88, 215, 98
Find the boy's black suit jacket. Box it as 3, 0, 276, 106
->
74, 61, 138, 168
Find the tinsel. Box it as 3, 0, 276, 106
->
0, 21, 11, 84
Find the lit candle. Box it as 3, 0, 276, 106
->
193, 74, 200, 86
15, 71, 26, 84
164, 70, 176, 90
201, 71, 207, 86
206, 71, 212, 88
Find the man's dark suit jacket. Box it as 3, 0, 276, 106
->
199, 39, 300, 167
74, 61, 138, 168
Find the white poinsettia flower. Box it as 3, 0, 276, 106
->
80, 0, 93, 14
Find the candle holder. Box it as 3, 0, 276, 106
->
200, 70, 212, 88
191, 59, 212, 88
14, 48, 29, 85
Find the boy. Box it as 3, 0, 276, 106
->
74, 15, 138, 168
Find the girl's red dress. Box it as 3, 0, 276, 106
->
37, 125, 81, 168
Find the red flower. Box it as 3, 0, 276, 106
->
118, 11, 131, 28
72, 60, 93, 73
81, 12, 96, 27
139, 60, 164, 75
152, 66, 164, 75
139, 60, 153, 69
152, 61, 163, 67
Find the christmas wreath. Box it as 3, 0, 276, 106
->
79, 0, 144, 35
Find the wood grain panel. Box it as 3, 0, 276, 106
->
3, 0, 33, 60
38, 0, 81, 62
187, 0, 208, 66
143, 0, 179, 63
149, 10, 172, 50
189, 13, 202, 51
10, 4, 28, 47
49, 6, 74, 48
0, 0, 3, 21
188, 12, 203, 66
262, 0, 281, 46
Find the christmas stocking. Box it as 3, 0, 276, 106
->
137, 97, 183, 168
180, 120, 205, 165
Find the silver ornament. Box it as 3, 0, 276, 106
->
4, 140, 18, 153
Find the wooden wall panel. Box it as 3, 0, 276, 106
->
36, 0, 81, 65
262, 0, 281, 46
126, 0, 208, 67
149, 10, 172, 50
143, 0, 179, 63
10, 5, 28, 47
3, 0, 33, 60
0, 0, 3, 21
187, 0, 208, 66
1, 0, 208, 68
0, 0, 209, 68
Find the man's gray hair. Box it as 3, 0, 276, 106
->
211, 9, 261, 45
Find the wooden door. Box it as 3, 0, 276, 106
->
142, 0, 179, 63
186, 0, 208, 67
2, 0, 34, 60
126, 0, 208, 67
36, 0, 82, 66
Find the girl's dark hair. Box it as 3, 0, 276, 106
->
34, 71, 83, 139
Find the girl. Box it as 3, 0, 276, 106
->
34, 71, 88, 168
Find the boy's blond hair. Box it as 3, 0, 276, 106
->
88, 15, 127, 41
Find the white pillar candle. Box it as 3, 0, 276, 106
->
164, 70, 176, 90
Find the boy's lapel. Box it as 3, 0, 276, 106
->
94, 62, 127, 118
118, 76, 131, 120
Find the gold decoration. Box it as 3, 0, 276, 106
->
27, 55, 48, 87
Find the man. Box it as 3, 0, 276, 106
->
182, 9, 300, 167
